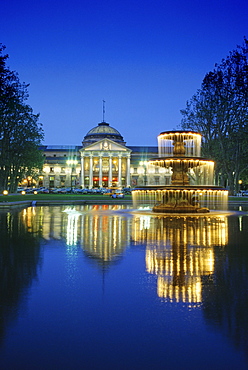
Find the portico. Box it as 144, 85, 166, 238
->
80, 138, 131, 188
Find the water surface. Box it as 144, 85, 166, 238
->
0, 204, 248, 369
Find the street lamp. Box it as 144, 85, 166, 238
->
139, 161, 148, 186
238, 179, 243, 194
66, 159, 78, 192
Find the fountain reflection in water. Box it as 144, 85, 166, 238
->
132, 131, 228, 212
22, 205, 229, 306
132, 214, 228, 306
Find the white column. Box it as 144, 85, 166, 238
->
118, 155, 122, 187
108, 155, 112, 187
89, 155, 93, 188
81, 155, 85, 188
126, 155, 130, 187
99, 155, 103, 188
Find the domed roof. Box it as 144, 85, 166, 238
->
82, 121, 126, 147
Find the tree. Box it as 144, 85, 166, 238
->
180, 38, 248, 194
0, 44, 44, 192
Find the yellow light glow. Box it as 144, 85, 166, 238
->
21, 191, 26, 195
139, 161, 148, 166
2, 190, 8, 195
138, 167, 144, 174
67, 159, 78, 166
54, 167, 61, 173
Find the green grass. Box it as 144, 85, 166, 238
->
0, 193, 132, 202
229, 196, 248, 201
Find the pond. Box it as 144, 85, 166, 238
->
0, 204, 248, 369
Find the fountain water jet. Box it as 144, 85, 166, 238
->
132, 131, 228, 213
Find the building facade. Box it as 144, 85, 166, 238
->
35, 120, 172, 189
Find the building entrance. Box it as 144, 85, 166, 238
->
93, 178, 99, 187
102, 177, 108, 187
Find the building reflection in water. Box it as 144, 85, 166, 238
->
9, 205, 248, 361
22, 205, 132, 266
78, 205, 131, 264
22, 205, 228, 303
132, 214, 228, 306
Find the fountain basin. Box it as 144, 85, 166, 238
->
132, 186, 228, 212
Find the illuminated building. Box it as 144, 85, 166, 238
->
34, 120, 171, 189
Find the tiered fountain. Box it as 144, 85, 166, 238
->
132, 131, 228, 213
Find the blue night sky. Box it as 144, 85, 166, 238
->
1, 0, 248, 146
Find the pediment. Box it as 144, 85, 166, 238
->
81, 139, 131, 153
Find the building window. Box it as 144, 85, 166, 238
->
134, 168, 137, 174
49, 176, 55, 188
84, 177, 89, 187
60, 176, 65, 185
50, 167, 54, 173
155, 177, 160, 185
38, 176, 43, 186
155, 167, 159, 174
54, 154, 56, 157
132, 176, 138, 186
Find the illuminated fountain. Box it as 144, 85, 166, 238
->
132, 131, 228, 213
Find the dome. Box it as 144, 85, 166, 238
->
82, 121, 126, 147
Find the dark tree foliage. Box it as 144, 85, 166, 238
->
180, 38, 248, 194
0, 44, 44, 192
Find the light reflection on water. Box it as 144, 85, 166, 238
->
0, 204, 248, 369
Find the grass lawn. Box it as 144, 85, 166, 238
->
229, 196, 248, 201
0, 193, 132, 202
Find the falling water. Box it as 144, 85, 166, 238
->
132, 130, 228, 213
